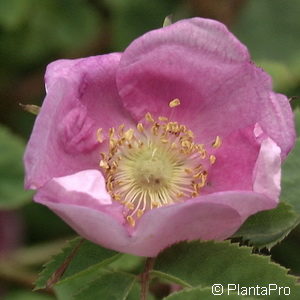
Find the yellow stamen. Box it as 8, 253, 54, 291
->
210, 154, 216, 165
169, 98, 181, 108
158, 116, 168, 122
98, 111, 221, 227
109, 128, 115, 138
113, 193, 121, 201
118, 124, 125, 136
127, 216, 135, 227
96, 128, 104, 143
145, 112, 154, 123
137, 123, 144, 132
212, 136, 222, 148
99, 160, 109, 169
137, 209, 144, 218
124, 128, 134, 141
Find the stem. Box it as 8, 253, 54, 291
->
140, 257, 156, 300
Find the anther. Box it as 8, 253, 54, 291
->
212, 136, 222, 148
99, 160, 109, 169
209, 155, 216, 165
127, 216, 135, 227
158, 116, 168, 122
109, 128, 115, 138
118, 124, 125, 136
137, 209, 144, 218
113, 193, 121, 201
137, 123, 144, 132
169, 98, 181, 108
96, 128, 104, 143
145, 112, 154, 123
124, 129, 134, 141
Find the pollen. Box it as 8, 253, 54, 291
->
98, 111, 220, 226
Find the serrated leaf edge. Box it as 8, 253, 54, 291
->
157, 240, 300, 287
34, 237, 83, 290
55, 252, 122, 286
233, 202, 300, 249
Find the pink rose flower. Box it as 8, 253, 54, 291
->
24, 18, 295, 257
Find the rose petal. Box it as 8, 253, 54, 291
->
43, 169, 112, 205
204, 125, 260, 193
24, 54, 133, 189
253, 137, 281, 201
117, 18, 295, 157
33, 165, 278, 257
34, 170, 124, 222
35, 197, 242, 257
35, 172, 276, 256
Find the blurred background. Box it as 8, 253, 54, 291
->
1, 0, 300, 299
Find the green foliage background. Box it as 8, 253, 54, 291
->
0, 0, 300, 299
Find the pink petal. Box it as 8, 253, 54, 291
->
44, 169, 112, 205
36, 201, 131, 252
35, 170, 276, 256
35, 190, 242, 257
117, 18, 295, 158
253, 137, 281, 201
34, 168, 277, 257
259, 92, 296, 159
193, 191, 277, 223
24, 54, 133, 189
34, 170, 125, 223
204, 125, 260, 193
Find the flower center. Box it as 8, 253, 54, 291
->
99, 101, 221, 226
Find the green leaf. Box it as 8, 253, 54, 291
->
73, 270, 136, 300
109, 253, 145, 274
233, 202, 300, 249
0, 125, 33, 209
35, 237, 120, 290
271, 225, 300, 275
164, 287, 259, 300
153, 241, 300, 300
58, 240, 120, 283
281, 138, 300, 214
126, 281, 155, 300
35, 237, 83, 290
